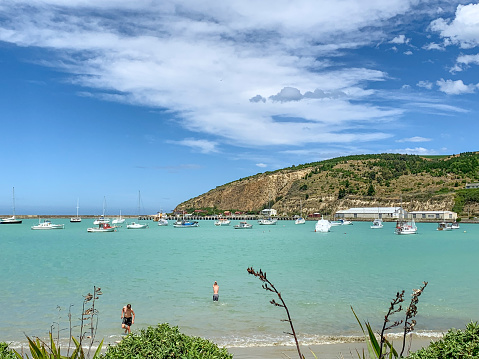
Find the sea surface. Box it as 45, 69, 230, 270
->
1, 218, 478, 349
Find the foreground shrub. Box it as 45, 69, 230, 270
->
406, 322, 479, 359
0, 342, 16, 359
100, 323, 232, 359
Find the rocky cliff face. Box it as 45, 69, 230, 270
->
178, 168, 311, 212
176, 155, 474, 216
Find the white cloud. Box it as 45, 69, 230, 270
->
396, 136, 432, 143
417, 80, 433, 89
430, 3, 479, 49
390, 34, 409, 44
436, 79, 477, 94
0, 0, 429, 150
452, 53, 479, 72
422, 42, 444, 51
404, 50, 413, 55
256, 163, 268, 168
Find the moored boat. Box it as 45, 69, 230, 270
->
234, 221, 253, 229
295, 200, 305, 224
126, 222, 149, 229
173, 220, 199, 228
158, 218, 169, 226
395, 219, 417, 235
331, 219, 353, 226
1, 187, 22, 224
87, 223, 116, 232
314, 217, 331, 233
70, 199, 81, 223
437, 222, 453, 231
31, 219, 65, 230
258, 217, 277, 225
451, 222, 460, 229
94, 197, 110, 224
370, 218, 383, 229
214, 218, 231, 226
112, 210, 125, 224
295, 217, 306, 225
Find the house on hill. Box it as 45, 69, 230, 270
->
261, 208, 277, 216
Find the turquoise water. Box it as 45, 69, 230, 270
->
1, 219, 478, 348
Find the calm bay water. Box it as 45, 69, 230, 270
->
1, 218, 478, 349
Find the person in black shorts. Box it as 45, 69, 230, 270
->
121, 304, 135, 334
213, 281, 219, 301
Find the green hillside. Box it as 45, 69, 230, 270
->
177, 152, 479, 218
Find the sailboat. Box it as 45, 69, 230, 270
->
1, 187, 22, 224
70, 198, 82, 223
93, 197, 110, 224
112, 210, 125, 224
127, 191, 148, 229
295, 200, 306, 225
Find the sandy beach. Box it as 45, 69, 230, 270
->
227, 338, 436, 358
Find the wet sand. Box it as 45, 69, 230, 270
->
227, 338, 436, 358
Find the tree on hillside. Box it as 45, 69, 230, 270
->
367, 183, 375, 196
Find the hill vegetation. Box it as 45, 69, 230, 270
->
176, 152, 479, 218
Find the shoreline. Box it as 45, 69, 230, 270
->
227, 338, 437, 358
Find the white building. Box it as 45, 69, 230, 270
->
261, 208, 277, 216
465, 183, 479, 189
409, 211, 457, 221
335, 207, 406, 220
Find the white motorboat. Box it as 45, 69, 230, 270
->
370, 218, 383, 229
295, 217, 306, 224
87, 223, 116, 232
31, 219, 65, 230
70, 199, 81, 223
126, 222, 149, 229
158, 218, 169, 226
1, 187, 22, 224
112, 210, 125, 224
331, 219, 353, 226
451, 222, 460, 229
258, 217, 277, 225
93, 216, 110, 225
315, 217, 331, 232
395, 219, 417, 235
234, 221, 253, 229
173, 220, 199, 228
214, 218, 231, 226
437, 222, 453, 231
156, 212, 169, 226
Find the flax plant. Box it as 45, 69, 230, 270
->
14, 286, 103, 359
352, 281, 428, 359
247, 267, 304, 359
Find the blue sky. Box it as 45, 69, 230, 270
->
1, 1, 479, 215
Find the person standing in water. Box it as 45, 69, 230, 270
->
121, 304, 135, 334
213, 281, 219, 301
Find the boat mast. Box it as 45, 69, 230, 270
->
12, 187, 16, 218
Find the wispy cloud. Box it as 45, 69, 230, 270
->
396, 136, 432, 143
169, 138, 219, 154
0, 0, 424, 152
